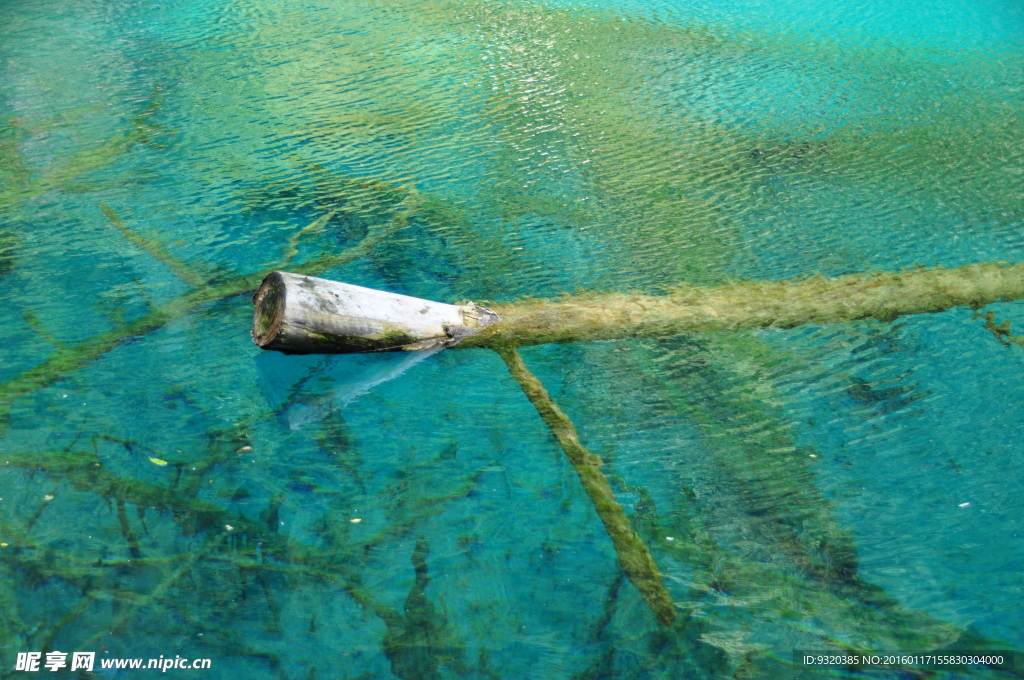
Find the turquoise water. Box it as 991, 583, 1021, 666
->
2, 0, 1024, 677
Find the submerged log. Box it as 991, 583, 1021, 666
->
253, 262, 1024, 353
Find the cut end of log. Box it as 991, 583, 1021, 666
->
252, 272, 288, 348
252, 271, 499, 354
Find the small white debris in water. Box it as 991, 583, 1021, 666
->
225, 525, 234, 531
44, 495, 54, 501
808, 454, 817, 458
350, 518, 362, 523
665, 537, 675, 542
958, 502, 970, 508
236, 446, 253, 453
63, 395, 67, 398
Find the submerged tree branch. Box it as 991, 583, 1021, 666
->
497, 346, 677, 626
281, 211, 337, 266
0, 195, 417, 425
100, 204, 207, 289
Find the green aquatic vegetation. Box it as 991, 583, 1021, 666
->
159, 0, 1022, 290
444, 0, 1022, 286
153, 0, 1021, 290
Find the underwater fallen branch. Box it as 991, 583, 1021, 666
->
637, 335, 862, 587
497, 347, 678, 627
281, 211, 337, 266
1, 442, 484, 661
8, 445, 1023, 672
0, 200, 412, 424
252, 262, 1024, 353
100, 204, 207, 288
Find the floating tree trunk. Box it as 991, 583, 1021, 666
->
252, 262, 1024, 353
252, 272, 499, 353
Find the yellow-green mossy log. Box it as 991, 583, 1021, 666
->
465, 262, 1024, 348
253, 262, 1024, 353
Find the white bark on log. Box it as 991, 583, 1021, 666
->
252, 271, 498, 354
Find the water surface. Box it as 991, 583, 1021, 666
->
2, 0, 1023, 677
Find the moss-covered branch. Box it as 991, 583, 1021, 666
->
281, 211, 337, 266
1, 436, 485, 660
497, 347, 677, 626
100, 204, 207, 288
636, 335, 860, 586
600, 442, 1024, 675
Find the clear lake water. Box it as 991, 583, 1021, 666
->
1, 0, 1024, 677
